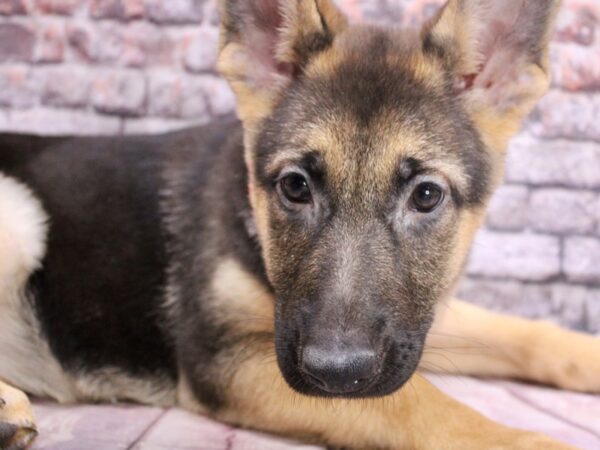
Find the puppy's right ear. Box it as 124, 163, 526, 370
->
422, 0, 561, 150
218, 0, 347, 127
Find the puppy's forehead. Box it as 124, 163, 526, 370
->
259, 25, 490, 206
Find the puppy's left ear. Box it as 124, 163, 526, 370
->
423, 0, 561, 149
218, 0, 347, 128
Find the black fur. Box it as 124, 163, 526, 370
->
0, 121, 262, 391
161, 123, 269, 410
1, 134, 173, 378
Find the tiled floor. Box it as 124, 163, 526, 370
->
31, 375, 600, 450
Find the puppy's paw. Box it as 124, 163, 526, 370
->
0, 383, 37, 450
537, 326, 600, 393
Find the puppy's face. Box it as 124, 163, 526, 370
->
219, 0, 559, 397
253, 29, 492, 396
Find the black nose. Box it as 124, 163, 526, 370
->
300, 342, 379, 394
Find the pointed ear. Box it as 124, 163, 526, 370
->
422, 0, 561, 148
218, 0, 347, 127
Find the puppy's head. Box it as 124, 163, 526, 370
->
218, 0, 559, 397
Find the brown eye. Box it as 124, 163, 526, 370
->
279, 173, 312, 204
411, 182, 444, 213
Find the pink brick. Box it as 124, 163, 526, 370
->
183, 27, 219, 73
485, 185, 529, 231
35, 0, 78, 15
148, 72, 209, 119
67, 22, 123, 64
564, 237, 600, 284
551, 284, 600, 331
589, 295, 600, 333
506, 135, 600, 189
6, 107, 121, 135
92, 70, 147, 116
35, 23, 65, 63
66, 23, 93, 60
125, 0, 145, 19
597, 196, 600, 236
41, 67, 90, 108
177, 80, 209, 119
122, 116, 203, 135
0, 0, 26, 15
460, 279, 600, 331
68, 21, 171, 68
547, 285, 588, 330
90, 0, 145, 21
200, 75, 235, 116
530, 91, 600, 141
0, 107, 9, 130
0, 23, 34, 62
121, 22, 174, 67
529, 189, 598, 235
148, 72, 182, 117
466, 231, 561, 281
554, 1, 598, 46
202, 0, 220, 26
458, 279, 554, 319
145, 0, 203, 24
0, 65, 38, 108
551, 43, 600, 91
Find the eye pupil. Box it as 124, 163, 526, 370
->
280, 173, 312, 204
411, 182, 443, 212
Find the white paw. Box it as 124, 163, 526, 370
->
0, 385, 37, 450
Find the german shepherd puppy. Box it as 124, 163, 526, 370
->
1, 0, 599, 448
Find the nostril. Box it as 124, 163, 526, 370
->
302, 372, 328, 390
300, 344, 380, 394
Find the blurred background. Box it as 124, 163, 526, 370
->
0, 0, 598, 332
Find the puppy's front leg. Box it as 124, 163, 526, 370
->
206, 338, 573, 449
0, 380, 37, 450
423, 299, 600, 392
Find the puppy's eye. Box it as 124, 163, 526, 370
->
278, 173, 312, 205
410, 182, 444, 213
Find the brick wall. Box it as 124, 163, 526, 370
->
1, 0, 599, 331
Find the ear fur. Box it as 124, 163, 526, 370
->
423, 0, 561, 149
217, 0, 347, 128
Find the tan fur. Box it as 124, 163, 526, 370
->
74, 369, 176, 406
440, 207, 488, 298
426, 0, 561, 153
211, 258, 274, 334
217, 0, 348, 179
0, 380, 37, 450
177, 372, 211, 415
248, 187, 275, 278
262, 99, 473, 203
195, 257, 592, 449
424, 299, 600, 393
277, 0, 348, 65
214, 341, 575, 449
470, 64, 551, 154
